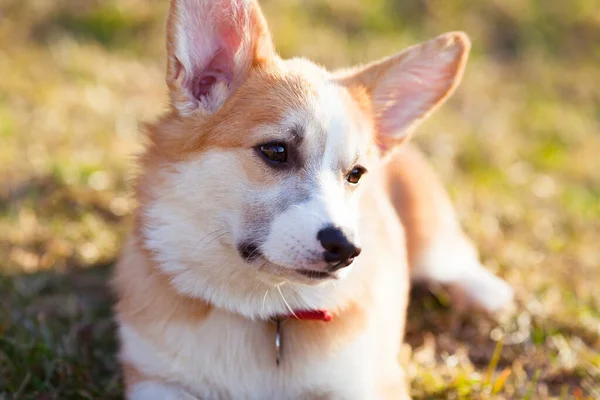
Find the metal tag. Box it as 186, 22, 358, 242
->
275, 318, 282, 366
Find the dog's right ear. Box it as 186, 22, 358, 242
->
166, 0, 274, 115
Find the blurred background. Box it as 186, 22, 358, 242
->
1, 0, 598, 398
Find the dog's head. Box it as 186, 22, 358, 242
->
138, 0, 469, 316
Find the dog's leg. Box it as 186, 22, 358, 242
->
386, 144, 513, 312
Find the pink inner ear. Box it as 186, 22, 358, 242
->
188, 49, 234, 101
187, 17, 242, 101
191, 75, 216, 99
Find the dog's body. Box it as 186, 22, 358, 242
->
114, 1, 513, 398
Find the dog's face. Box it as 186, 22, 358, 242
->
138, 0, 469, 316
227, 62, 371, 281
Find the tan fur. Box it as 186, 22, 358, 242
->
114, 235, 212, 332
385, 145, 450, 268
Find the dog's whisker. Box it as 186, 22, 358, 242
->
261, 287, 271, 312
257, 259, 269, 271
276, 283, 297, 318
192, 229, 226, 250
196, 231, 231, 253
243, 245, 263, 263
248, 277, 268, 309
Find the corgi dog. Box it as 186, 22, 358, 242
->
113, 0, 513, 398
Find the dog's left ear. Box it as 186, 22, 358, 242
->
337, 32, 470, 154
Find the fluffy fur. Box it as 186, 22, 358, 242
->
114, 1, 513, 398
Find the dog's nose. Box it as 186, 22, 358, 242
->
317, 226, 361, 269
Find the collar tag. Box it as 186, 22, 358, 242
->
270, 309, 333, 367
275, 318, 282, 366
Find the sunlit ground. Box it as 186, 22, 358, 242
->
1, 0, 599, 398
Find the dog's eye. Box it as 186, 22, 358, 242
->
346, 166, 366, 185
258, 142, 287, 164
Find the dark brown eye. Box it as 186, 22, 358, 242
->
258, 142, 287, 164
346, 166, 366, 185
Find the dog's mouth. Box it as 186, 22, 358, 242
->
237, 242, 341, 282
295, 269, 333, 280
238, 242, 263, 262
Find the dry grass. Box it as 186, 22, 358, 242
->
1, 0, 599, 398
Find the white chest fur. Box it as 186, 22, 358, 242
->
119, 310, 380, 399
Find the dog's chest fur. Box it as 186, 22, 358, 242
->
120, 312, 377, 399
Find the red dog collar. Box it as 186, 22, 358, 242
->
280, 309, 334, 322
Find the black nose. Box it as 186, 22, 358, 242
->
317, 226, 361, 269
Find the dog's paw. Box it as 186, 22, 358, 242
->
451, 264, 514, 313
411, 238, 514, 313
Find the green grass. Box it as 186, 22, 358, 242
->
1, 0, 599, 398
0, 267, 120, 398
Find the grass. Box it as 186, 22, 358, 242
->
1, 0, 599, 398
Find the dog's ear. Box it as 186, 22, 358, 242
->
166, 0, 274, 115
337, 32, 470, 154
